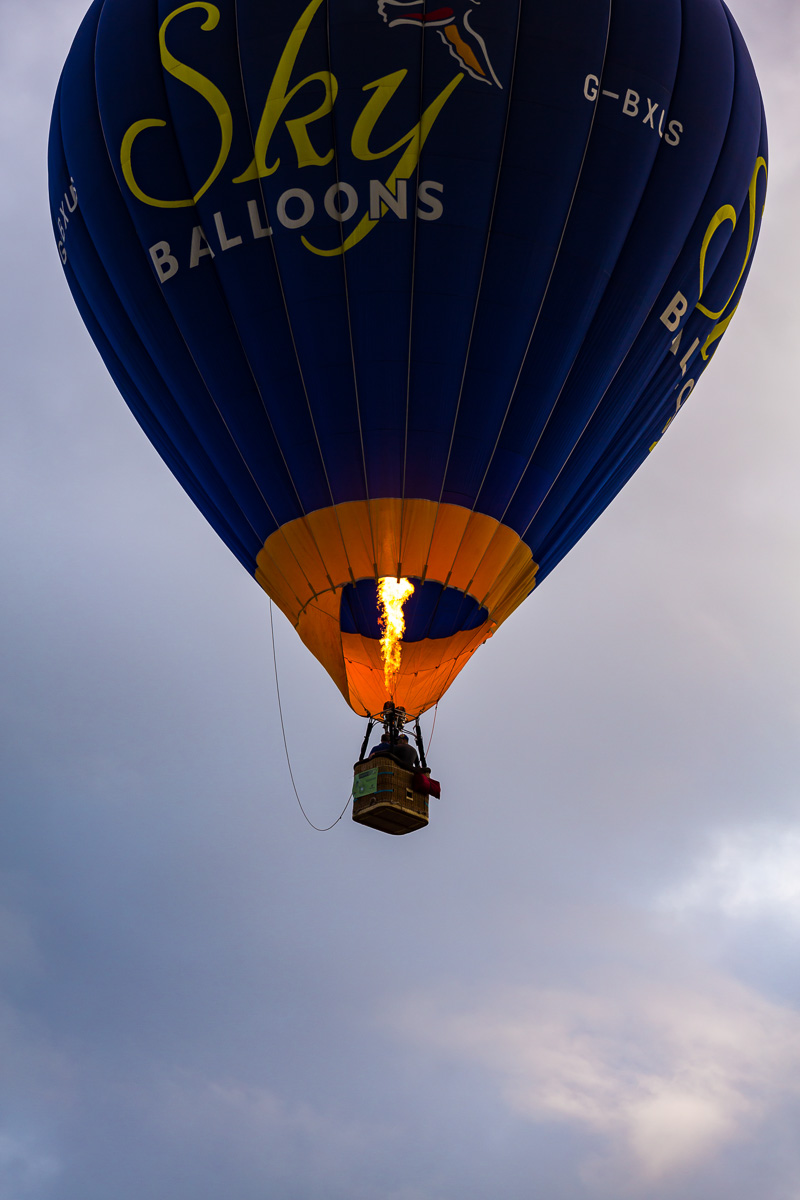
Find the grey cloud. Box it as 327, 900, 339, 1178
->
387, 958, 800, 1194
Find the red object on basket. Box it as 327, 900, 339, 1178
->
413, 773, 441, 799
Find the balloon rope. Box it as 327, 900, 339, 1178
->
426, 703, 440, 756
269, 601, 352, 832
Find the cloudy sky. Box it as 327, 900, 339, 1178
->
3, 1, 800, 1197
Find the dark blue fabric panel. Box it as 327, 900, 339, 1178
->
54, 24, 278, 556
234, 0, 370, 505
433, 0, 614, 508
50, 54, 269, 567
504, 0, 740, 537
94, 0, 308, 528
51, 85, 254, 567
339, 0, 521, 501
54, 2, 283, 562
64, 265, 256, 571
312, 0, 424, 501
534, 111, 768, 580
528, 132, 766, 565
160, 0, 346, 513
523, 3, 765, 561
471, 0, 685, 523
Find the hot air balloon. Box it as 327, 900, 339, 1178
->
50, 0, 766, 830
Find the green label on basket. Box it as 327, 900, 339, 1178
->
353, 768, 380, 798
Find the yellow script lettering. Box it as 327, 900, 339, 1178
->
697, 156, 768, 321
351, 70, 419, 161
120, 3, 233, 209
233, 0, 336, 180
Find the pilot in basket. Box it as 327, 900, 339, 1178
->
352, 702, 441, 835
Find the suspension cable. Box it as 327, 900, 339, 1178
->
269, 601, 352, 832
427, 703, 440, 756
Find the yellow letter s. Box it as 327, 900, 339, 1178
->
697, 156, 768, 322
120, 3, 233, 209
697, 156, 767, 361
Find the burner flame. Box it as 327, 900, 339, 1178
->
377, 577, 415, 696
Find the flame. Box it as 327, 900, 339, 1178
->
377, 576, 415, 695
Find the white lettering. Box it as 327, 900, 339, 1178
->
214, 211, 243, 251
369, 179, 408, 221
676, 379, 695, 410
142, 178, 447, 275
54, 183, 80, 267
623, 89, 639, 117
277, 188, 314, 229
417, 180, 444, 221
189, 226, 215, 268
582, 77, 683, 145
248, 199, 272, 239
661, 291, 688, 332
150, 240, 179, 282
679, 337, 700, 376
324, 182, 358, 223
665, 119, 683, 147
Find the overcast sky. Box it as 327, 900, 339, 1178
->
2, 2, 800, 1198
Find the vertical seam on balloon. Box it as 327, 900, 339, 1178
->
66, 243, 255, 568
55, 5, 254, 567
333, 628, 381, 715
458, 0, 615, 519
87, 0, 270, 561
492, 0, 685, 533
320, 0, 380, 580
527, 3, 765, 568
224, 0, 320, 528
227, 0, 335, 535
159, 1, 321, 546
521, 0, 728, 565
429, 0, 615, 638
419, 0, 524, 578
230, 0, 345, 571
59, 200, 254, 568
412, 0, 524, 645
228, 0, 352, 596
92, 1, 319, 608
499, 0, 746, 565
396, 0, 430, 580
342, 663, 374, 718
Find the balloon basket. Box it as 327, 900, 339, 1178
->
352, 757, 429, 836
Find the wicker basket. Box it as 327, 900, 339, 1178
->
352, 756, 429, 835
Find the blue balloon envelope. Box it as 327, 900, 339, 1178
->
49, 0, 767, 715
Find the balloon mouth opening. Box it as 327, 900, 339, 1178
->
340, 578, 489, 643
